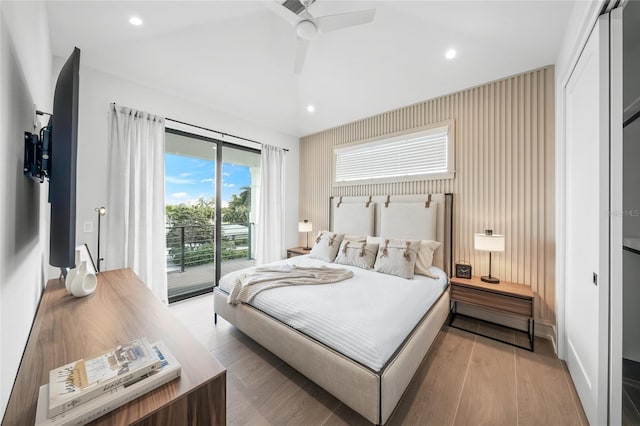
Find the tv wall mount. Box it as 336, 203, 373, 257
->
23, 108, 52, 183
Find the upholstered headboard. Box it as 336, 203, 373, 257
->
330, 194, 453, 276
332, 200, 375, 236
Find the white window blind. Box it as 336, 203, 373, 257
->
334, 124, 454, 184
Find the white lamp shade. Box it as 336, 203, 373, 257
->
474, 233, 505, 252
298, 221, 313, 233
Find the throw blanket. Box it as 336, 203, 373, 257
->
227, 265, 353, 305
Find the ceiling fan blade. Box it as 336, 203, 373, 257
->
267, 0, 300, 26
316, 9, 375, 33
294, 37, 310, 74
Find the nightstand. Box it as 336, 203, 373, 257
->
449, 276, 535, 351
287, 246, 311, 258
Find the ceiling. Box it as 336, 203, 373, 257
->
46, 1, 576, 137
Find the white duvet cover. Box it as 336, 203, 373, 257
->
218, 256, 448, 372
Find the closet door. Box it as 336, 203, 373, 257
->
564, 15, 610, 426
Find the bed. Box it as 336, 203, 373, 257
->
213, 194, 453, 424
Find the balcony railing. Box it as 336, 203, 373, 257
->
165, 223, 253, 273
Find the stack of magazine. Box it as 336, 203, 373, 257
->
35, 337, 182, 426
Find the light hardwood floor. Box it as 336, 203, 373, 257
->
170, 294, 589, 425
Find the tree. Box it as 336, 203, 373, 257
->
166, 198, 214, 228
222, 186, 251, 224
165, 197, 215, 266
166, 197, 214, 246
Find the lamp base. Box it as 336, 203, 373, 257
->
481, 275, 500, 284
303, 247, 311, 251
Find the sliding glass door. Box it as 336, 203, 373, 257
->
164, 130, 259, 302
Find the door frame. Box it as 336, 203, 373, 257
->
609, 7, 623, 426
164, 127, 261, 303
556, 6, 624, 425
556, 0, 606, 363
563, 16, 610, 426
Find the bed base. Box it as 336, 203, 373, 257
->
213, 287, 450, 425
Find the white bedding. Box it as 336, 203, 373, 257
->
218, 256, 448, 371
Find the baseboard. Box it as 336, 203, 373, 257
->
541, 322, 557, 353
456, 303, 557, 352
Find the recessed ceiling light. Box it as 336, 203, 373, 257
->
306, 104, 315, 113
445, 49, 457, 60
129, 16, 143, 26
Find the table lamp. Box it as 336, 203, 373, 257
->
474, 230, 505, 284
298, 220, 313, 250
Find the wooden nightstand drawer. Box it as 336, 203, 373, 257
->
448, 276, 535, 351
450, 285, 533, 318
287, 247, 311, 258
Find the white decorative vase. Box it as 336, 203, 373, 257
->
70, 261, 98, 298
65, 249, 83, 293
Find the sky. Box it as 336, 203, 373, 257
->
165, 153, 252, 207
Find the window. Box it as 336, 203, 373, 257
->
334, 121, 455, 184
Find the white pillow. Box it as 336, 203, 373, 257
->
373, 238, 420, 279
415, 240, 441, 278
366, 236, 382, 245
335, 240, 379, 269
344, 234, 367, 243
309, 231, 344, 262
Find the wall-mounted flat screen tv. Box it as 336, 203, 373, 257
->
24, 47, 80, 269
49, 47, 80, 267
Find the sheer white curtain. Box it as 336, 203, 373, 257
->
105, 104, 168, 302
256, 144, 286, 265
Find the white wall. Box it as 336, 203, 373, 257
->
50, 59, 300, 273
0, 1, 52, 418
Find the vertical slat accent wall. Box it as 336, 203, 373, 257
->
299, 66, 555, 326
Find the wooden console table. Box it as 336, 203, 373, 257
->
2, 268, 226, 425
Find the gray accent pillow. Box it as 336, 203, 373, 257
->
334, 240, 379, 270
373, 238, 421, 279
309, 231, 345, 262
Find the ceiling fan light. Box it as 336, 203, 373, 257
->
296, 20, 317, 40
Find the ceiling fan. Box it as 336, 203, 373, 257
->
269, 0, 376, 74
